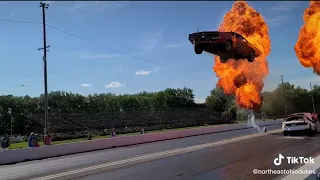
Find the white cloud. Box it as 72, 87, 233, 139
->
167, 42, 188, 49
271, 2, 302, 12
105, 81, 126, 88
135, 70, 152, 76
81, 83, 92, 87
194, 97, 206, 104
135, 69, 159, 76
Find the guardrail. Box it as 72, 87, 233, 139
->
0, 119, 282, 165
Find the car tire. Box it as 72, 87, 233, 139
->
194, 45, 203, 54
225, 41, 232, 52
283, 131, 288, 136
248, 51, 255, 62
308, 126, 316, 137
220, 56, 228, 63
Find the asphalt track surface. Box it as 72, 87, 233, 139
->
1, 122, 319, 180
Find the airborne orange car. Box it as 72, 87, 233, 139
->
188, 31, 261, 63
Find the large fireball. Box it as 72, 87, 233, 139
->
294, 1, 320, 75
213, 1, 270, 109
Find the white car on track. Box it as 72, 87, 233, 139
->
282, 112, 320, 136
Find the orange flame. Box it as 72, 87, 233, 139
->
213, 1, 270, 109
294, 1, 320, 75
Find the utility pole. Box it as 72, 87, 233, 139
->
281, 75, 288, 115
38, 2, 50, 134
310, 82, 316, 113
7, 108, 12, 149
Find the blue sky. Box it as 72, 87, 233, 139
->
0, 1, 316, 103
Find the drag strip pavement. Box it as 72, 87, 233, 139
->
74, 132, 320, 180
31, 130, 280, 180
0, 124, 280, 180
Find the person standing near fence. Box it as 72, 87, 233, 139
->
140, 127, 145, 134
28, 132, 35, 148
34, 134, 40, 147
110, 127, 116, 138
44, 132, 52, 145
261, 112, 266, 121
87, 131, 92, 140
1, 134, 10, 151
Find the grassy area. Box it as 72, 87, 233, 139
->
9, 126, 212, 150
237, 118, 273, 124
9, 119, 273, 150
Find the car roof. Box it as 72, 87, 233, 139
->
287, 112, 318, 122
192, 31, 247, 40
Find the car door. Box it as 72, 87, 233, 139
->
235, 35, 244, 55
230, 33, 238, 51
241, 38, 251, 56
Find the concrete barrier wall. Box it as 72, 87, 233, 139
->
0, 120, 282, 165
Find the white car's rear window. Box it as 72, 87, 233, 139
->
285, 116, 304, 122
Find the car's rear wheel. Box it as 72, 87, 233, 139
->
194, 45, 203, 54
225, 41, 232, 52
308, 127, 316, 137
248, 51, 255, 62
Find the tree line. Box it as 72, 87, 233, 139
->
0, 87, 204, 136
205, 82, 320, 121
0, 82, 319, 138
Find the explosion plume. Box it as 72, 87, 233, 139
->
213, 1, 270, 109
294, 1, 320, 75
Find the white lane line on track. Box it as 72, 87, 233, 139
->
282, 137, 306, 140
31, 129, 281, 180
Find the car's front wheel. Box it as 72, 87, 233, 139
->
194, 45, 203, 54
283, 131, 288, 136
248, 51, 255, 62
220, 56, 228, 63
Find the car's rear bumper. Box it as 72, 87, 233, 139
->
188, 34, 225, 45
282, 124, 309, 131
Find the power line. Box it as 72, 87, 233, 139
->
0, 19, 207, 72
0, 19, 42, 25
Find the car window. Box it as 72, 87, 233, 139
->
235, 34, 242, 39
285, 116, 304, 122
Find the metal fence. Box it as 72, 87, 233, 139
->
0, 108, 287, 142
